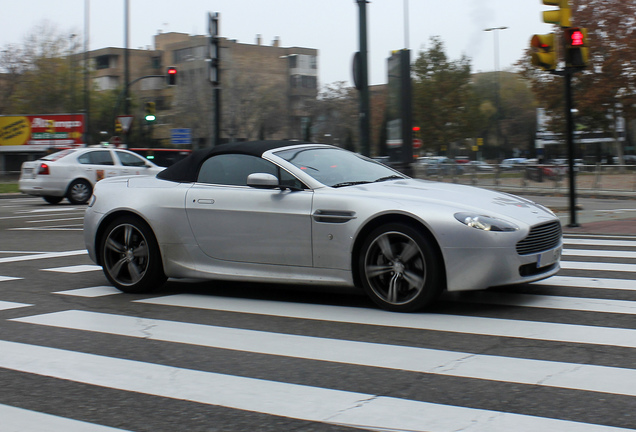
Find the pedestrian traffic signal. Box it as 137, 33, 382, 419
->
144, 102, 156, 122
530, 33, 557, 71
541, 0, 571, 27
564, 27, 589, 68
166, 67, 177, 85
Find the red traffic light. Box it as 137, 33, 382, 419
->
412, 126, 421, 132
166, 67, 177, 85
570, 29, 584, 46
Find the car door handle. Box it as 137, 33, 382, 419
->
197, 199, 215, 205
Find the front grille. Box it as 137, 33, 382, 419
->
516, 221, 562, 255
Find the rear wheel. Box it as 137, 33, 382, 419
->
66, 179, 92, 204
358, 223, 443, 312
100, 215, 166, 293
43, 196, 63, 204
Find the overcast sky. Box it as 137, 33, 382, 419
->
1, 0, 553, 86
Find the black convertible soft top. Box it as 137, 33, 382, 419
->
157, 140, 308, 183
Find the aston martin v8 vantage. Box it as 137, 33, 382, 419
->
84, 141, 562, 312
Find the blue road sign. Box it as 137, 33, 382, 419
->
171, 128, 191, 145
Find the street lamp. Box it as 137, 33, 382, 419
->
484, 26, 508, 155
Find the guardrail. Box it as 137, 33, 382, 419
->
413, 164, 636, 198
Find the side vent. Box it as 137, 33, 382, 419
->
313, 210, 357, 224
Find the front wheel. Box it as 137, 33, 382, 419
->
100, 216, 166, 293
358, 223, 443, 312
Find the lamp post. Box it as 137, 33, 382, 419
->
484, 26, 507, 154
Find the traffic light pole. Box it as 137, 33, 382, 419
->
564, 69, 579, 227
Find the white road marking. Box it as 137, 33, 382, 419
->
534, 276, 636, 291
564, 248, 636, 259
0, 250, 87, 264
0, 404, 131, 432
0, 340, 630, 432
42, 265, 101, 273
561, 261, 636, 272
0, 300, 32, 311
54, 286, 121, 297
137, 295, 636, 349
13, 310, 636, 397
455, 292, 636, 315
0, 276, 22, 282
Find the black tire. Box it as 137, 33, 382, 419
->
66, 179, 92, 204
43, 196, 64, 204
358, 223, 443, 312
100, 215, 166, 293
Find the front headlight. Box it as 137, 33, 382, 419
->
454, 212, 519, 232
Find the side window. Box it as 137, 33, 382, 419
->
116, 151, 147, 167
198, 154, 277, 186
78, 151, 114, 165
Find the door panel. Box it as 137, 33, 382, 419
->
186, 185, 314, 267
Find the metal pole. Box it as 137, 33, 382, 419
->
124, 0, 130, 116
484, 27, 507, 154
357, 0, 371, 157
565, 69, 578, 227
83, 0, 90, 145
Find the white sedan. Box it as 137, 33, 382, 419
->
19, 147, 164, 204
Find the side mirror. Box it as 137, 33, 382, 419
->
247, 173, 279, 188
247, 173, 303, 191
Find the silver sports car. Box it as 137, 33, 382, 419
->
84, 141, 562, 312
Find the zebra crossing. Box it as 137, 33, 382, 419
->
0, 234, 634, 431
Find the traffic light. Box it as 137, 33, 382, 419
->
166, 67, 177, 85
530, 33, 557, 71
541, 0, 571, 27
144, 102, 156, 122
564, 27, 589, 68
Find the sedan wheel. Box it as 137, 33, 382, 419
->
101, 216, 166, 293
359, 223, 443, 312
67, 179, 92, 204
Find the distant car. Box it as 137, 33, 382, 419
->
466, 161, 494, 171
417, 157, 463, 176
84, 141, 562, 312
19, 147, 164, 204
500, 158, 528, 171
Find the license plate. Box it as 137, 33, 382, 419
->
537, 246, 562, 268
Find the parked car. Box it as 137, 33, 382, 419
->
466, 161, 494, 172
499, 158, 528, 171
84, 141, 562, 312
19, 147, 164, 204
417, 157, 463, 176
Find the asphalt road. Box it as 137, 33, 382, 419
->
0, 195, 635, 432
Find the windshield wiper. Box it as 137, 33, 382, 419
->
374, 175, 404, 183
331, 181, 372, 188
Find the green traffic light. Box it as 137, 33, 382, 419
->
145, 115, 156, 122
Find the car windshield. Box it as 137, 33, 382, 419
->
275, 147, 405, 187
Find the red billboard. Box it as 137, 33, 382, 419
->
0, 114, 85, 151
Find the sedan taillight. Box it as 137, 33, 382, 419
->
38, 163, 50, 175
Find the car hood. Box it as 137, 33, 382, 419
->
340, 179, 556, 226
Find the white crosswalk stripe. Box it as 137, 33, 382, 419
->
0, 234, 635, 431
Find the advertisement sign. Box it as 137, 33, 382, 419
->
0, 114, 85, 151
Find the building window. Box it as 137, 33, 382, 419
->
151, 56, 161, 69
95, 55, 116, 70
